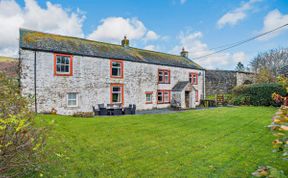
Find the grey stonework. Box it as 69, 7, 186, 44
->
20, 49, 205, 115
205, 70, 256, 96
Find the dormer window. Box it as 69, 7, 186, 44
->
54, 54, 73, 76
158, 69, 170, 84
110, 60, 124, 78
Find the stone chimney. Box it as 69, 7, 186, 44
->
180, 47, 188, 58
121, 35, 129, 47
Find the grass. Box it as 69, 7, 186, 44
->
0, 56, 15, 62
37, 106, 287, 177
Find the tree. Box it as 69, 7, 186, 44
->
0, 73, 45, 177
255, 68, 275, 83
250, 48, 288, 77
235, 62, 245, 72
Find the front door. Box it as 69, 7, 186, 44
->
185, 91, 190, 108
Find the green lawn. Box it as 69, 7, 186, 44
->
38, 107, 287, 177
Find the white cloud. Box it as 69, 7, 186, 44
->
88, 17, 159, 44
0, 0, 85, 57
172, 31, 247, 69
259, 9, 288, 40
217, 0, 261, 28
144, 45, 157, 51
145, 31, 159, 40
232, 52, 246, 63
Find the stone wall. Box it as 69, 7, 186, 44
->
20, 49, 205, 115
205, 70, 255, 96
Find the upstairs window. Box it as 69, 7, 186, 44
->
67, 93, 78, 107
158, 69, 170, 84
157, 90, 171, 104
189, 72, 198, 85
111, 84, 124, 104
54, 54, 73, 76
110, 60, 123, 78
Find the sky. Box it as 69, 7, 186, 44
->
0, 0, 287, 69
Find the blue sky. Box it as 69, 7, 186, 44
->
1, 0, 288, 69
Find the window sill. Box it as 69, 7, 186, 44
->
67, 105, 79, 108
55, 73, 72, 76
157, 102, 170, 104
145, 102, 153, 104
111, 76, 123, 79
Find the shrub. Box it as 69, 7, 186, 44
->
0, 73, 45, 177
72, 112, 94, 118
231, 83, 286, 106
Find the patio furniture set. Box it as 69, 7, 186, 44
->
92, 104, 136, 116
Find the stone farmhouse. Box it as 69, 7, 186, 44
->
19, 29, 205, 115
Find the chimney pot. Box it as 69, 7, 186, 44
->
180, 47, 188, 58
121, 35, 129, 47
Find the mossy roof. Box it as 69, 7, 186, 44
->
19, 29, 204, 70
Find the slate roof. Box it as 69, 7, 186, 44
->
19, 29, 204, 70
172, 81, 190, 91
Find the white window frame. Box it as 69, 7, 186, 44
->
164, 91, 170, 103
67, 93, 78, 107
145, 93, 153, 103
112, 62, 121, 77
56, 55, 71, 75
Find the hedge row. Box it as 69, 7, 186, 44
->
231, 83, 286, 106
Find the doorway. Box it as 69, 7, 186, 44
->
185, 91, 190, 108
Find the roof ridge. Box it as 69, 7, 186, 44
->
20, 28, 126, 47
20, 28, 186, 59
20, 28, 204, 70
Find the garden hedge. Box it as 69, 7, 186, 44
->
231, 83, 286, 106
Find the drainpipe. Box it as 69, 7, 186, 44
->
34, 51, 37, 113
203, 70, 206, 99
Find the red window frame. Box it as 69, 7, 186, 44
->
157, 90, 171, 104
189, 72, 198, 85
54, 53, 73, 76
158, 69, 170, 84
195, 90, 199, 102
110, 83, 124, 105
145, 91, 153, 104
110, 59, 124, 79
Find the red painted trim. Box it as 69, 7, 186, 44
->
158, 69, 171, 84
195, 90, 199, 102
189, 72, 198, 85
157, 90, 171, 104
145, 91, 153, 94
54, 53, 73, 76
110, 83, 124, 105
145, 91, 153, 104
110, 59, 124, 79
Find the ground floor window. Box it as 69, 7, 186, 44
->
145, 92, 153, 104
157, 90, 171, 104
67, 93, 78, 107
111, 84, 124, 104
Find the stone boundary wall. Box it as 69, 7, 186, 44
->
205, 70, 256, 96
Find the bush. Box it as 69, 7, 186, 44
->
0, 73, 45, 177
231, 83, 286, 106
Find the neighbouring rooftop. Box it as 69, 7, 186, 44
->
19, 29, 203, 70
